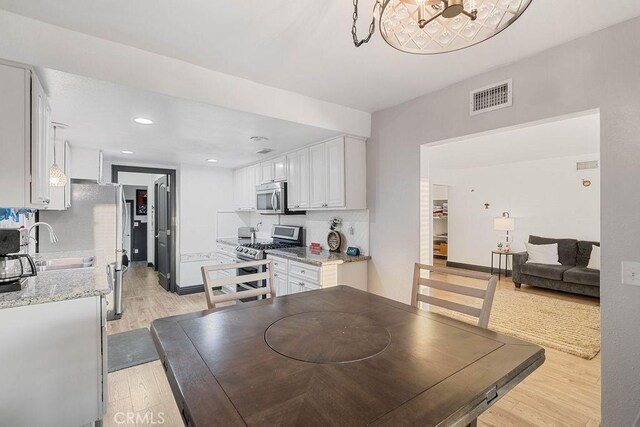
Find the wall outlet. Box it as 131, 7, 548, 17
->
622, 261, 640, 286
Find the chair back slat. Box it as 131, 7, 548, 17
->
412, 263, 498, 329
419, 278, 487, 299
416, 294, 482, 318
201, 259, 275, 309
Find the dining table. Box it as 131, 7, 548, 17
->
151, 285, 544, 426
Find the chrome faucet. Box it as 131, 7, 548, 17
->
29, 222, 59, 244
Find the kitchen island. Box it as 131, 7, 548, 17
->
0, 251, 110, 426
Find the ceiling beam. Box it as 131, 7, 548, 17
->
0, 10, 371, 138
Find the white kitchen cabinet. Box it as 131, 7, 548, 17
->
288, 279, 305, 294
0, 296, 107, 426
31, 73, 52, 207
233, 166, 257, 211
267, 254, 368, 296
325, 137, 345, 208
260, 156, 287, 184
309, 144, 326, 208
287, 148, 310, 210
309, 137, 346, 209
274, 272, 289, 296
233, 135, 365, 213
308, 136, 365, 211
0, 59, 52, 209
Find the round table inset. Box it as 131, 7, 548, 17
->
265, 311, 391, 364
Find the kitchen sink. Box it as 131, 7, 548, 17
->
34, 256, 95, 272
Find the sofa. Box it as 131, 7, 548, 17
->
512, 235, 600, 298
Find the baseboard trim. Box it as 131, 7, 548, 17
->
176, 284, 204, 295
175, 284, 221, 296
446, 261, 512, 275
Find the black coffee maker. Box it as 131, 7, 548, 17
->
0, 228, 36, 293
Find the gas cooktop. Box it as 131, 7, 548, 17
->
234, 225, 304, 260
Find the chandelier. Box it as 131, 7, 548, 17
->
352, 0, 532, 54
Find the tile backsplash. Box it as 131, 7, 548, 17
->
222, 210, 370, 254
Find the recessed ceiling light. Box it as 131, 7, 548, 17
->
250, 136, 269, 143
206, 158, 218, 163
121, 150, 134, 155
133, 117, 153, 125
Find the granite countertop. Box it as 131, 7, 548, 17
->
217, 237, 272, 247
0, 250, 112, 310
264, 247, 371, 266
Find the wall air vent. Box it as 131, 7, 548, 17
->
256, 148, 274, 155
576, 160, 599, 170
470, 79, 512, 116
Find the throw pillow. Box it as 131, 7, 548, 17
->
587, 245, 601, 270
525, 242, 561, 265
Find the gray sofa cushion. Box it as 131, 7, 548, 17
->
520, 263, 572, 281
577, 241, 600, 267
529, 235, 578, 266
564, 266, 600, 287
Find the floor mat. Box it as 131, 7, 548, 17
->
108, 327, 159, 372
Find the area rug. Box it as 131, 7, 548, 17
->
108, 328, 159, 372
431, 290, 600, 359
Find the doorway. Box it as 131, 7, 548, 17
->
112, 165, 178, 292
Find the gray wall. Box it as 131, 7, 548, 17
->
368, 17, 640, 426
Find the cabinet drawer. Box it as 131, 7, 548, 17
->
288, 261, 319, 283
267, 256, 288, 274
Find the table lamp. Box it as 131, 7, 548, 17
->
494, 212, 515, 247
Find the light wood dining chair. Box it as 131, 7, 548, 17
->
411, 263, 498, 329
201, 259, 275, 309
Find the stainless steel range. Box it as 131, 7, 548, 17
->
233, 225, 303, 302
234, 225, 303, 261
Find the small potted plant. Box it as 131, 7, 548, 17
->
497, 242, 504, 252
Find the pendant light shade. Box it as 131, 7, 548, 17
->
50, 124, 68, 187
49, 163, 67, 187
352, 0, 532, 55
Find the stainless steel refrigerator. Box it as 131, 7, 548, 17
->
39, 181, 126, 320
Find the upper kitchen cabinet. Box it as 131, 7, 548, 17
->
287, 148, 310, 210
0, 59, 52, 209
260, 156, 286, 184
308, 136, 366, 211
233, 164, 259, 211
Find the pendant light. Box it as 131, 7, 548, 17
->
352, 0, 532, 54
49, 124, 68, 187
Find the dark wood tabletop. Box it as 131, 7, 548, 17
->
151, 286, 544, 427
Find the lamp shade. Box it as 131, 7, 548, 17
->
494, 217, 514, 232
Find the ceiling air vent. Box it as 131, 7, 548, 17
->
576, 160, 599, 170
256, 148, 274, 155
470, 79, 512, 116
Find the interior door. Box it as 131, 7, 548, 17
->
124, 200, 133, 261
155, 175, 171, 290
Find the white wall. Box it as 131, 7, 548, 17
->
433, 154, 600, 267
178, 165, 234, 287
368, 18, 640, 424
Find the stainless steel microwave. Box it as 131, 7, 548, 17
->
256, 182, 287, 215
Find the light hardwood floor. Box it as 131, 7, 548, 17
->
104, 263, 600, 426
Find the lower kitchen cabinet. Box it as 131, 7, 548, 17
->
0, 296, 107, 426
267, 255, 368, 295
